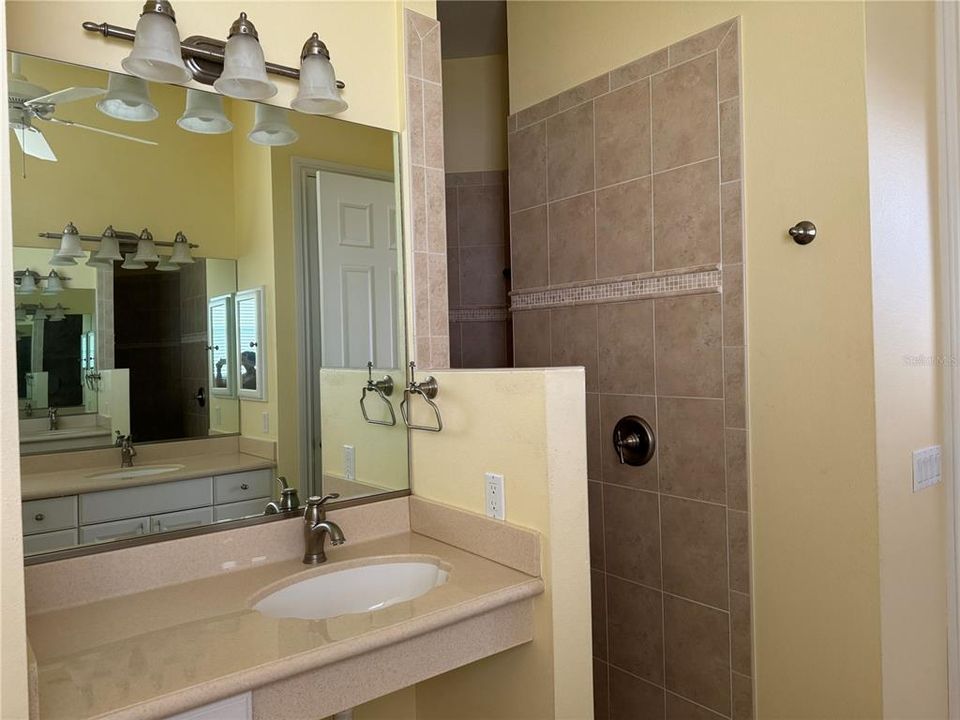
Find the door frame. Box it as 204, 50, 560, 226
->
937, 3, 960, 716
290, 157, 396, 498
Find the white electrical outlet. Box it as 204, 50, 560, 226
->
344, 445, 356, 481
913, 446, 942, 492
261, 412, 270, 434
485, 472, 505, 520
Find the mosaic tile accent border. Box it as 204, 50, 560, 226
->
510, 267, 721, 311
449, 306, 510, 323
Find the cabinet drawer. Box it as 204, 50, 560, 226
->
80, 516, 150, 544
213, 497, 271, 522
151, 507, 213, 534
165, 692, 251, 720
80, 477, 213, 524
23, 528, 78, 556
22, 496, 77, 536
213, 469, 272, 505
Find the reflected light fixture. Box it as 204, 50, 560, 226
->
132, 228, 159, 262
291, 33, 348, 115
97, 72, 159, 122
170, 231, 195, 263
41, 271, 64, 295
248, 103, 298, 146
121, 0, 191, 84
213, 13, 277, 101
93, 225, 123, 262
16, 271, 37, 295
155, 255, 180, 272
121, 253, 148, 270
49, 304, 67, 322
49, 252, 78, 267
33, 305, 48, 321
55, 221, 85, 259
177, 89, 233, 134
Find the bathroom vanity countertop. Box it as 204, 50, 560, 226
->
26, 532, 543, 720
20, 451, 275, 500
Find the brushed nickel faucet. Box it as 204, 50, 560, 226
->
303, 493, 345, 564
115, 433, 136, 468
47, 406, 58, 431
264, 476, 300, 514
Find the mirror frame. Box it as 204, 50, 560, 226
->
235, 286, 266, 401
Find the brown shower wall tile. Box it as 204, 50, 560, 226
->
458, 184, 507, 247
507, 19, 749, 715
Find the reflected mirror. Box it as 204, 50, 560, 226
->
11, 52, 409, 560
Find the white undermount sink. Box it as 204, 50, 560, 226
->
85, 464, 185, 481
253, 560, 449, 620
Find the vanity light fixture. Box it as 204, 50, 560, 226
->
120, 0, 191, 85
97, 73, 159, 122
48, 252, 78, 267
86, 253, 113, 268
177, 89, 233, 134
41, 270, 64, 295
170, 231, 195, 263
15, 270, 37, 294
155, 255, 180, 272
291, 33, 348, 115
121, 253, 148, 270
49, 304, 67, 322
132, 228, 160, 262
213, 13, 277, 101
33, 304, 48, 321
55, 221, 85, 259
92, 225, 123, 262
248, 103, 299, 146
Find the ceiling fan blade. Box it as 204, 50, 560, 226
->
25, 86, 104, 107
44, 117, 157, 146
12, 126, 57, 162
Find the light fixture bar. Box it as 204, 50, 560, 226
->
81, 21, 346, 89
37, 230, 199, 249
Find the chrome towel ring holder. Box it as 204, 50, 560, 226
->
360, 361, 397, 427
400, 362, 443, 432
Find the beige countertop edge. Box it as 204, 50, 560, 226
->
91, 577, 544, 720
21, 454, 276, 501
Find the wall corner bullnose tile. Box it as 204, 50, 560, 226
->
404, 9, 449, 369
507, 17, 751, 717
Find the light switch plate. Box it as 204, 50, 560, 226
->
913, 446, 942, 492
485, 472, 505, 520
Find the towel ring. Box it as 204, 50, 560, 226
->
359, 361, 396, 427
400, 362, 443, 432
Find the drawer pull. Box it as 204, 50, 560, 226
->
240, 483, 249, 490
34, 513, 45, 522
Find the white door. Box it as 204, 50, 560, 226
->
315, 171, 398, 369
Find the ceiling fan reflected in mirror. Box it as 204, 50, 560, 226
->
7, 53, 157, 164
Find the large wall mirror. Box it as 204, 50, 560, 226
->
11, 52, 409, 560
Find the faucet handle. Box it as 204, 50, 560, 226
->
306, 493, 340, 507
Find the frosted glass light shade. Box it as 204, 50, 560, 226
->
97, 73, 159, 122
248, 104, 298, 146
292, 54, 347, 115
177, 90, 233, 134
94, 227, 123, 262
49, 252, 77, 267
33, 305, 47, 321
86, 254, 113, 268
170, 232, 195, 264
121, 253, 147, 270
133, 238, 159, 262
155, 255, 180, 272
214, 34, 277, 100
56, 223, 85, 258
42, 271, 63, 295
121, 11, 190, 84
49, 304, 66, 322
17, 273, 36, 294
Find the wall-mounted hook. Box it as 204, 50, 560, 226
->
788, 220, 817, 245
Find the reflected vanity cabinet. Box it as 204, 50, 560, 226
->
21, 468, 274, 556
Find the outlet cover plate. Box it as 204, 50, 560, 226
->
485, 472, 505, 520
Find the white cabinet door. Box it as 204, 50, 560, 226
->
23, 528, 78, 555
80, 477, 213, 524
213, 497, 271, 522
80, 516, 150, 544
151, 507, 213, 534
164, 693, 252, 720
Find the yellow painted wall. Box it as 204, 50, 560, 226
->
865, 3, 948, 716
411, 368, 592, 720
6, 1, 404, 133
507, 2, 883, 716
9, 55, 236, 259
441, 54, 508, 173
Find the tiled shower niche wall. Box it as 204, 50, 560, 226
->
507, 20, 751, 719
